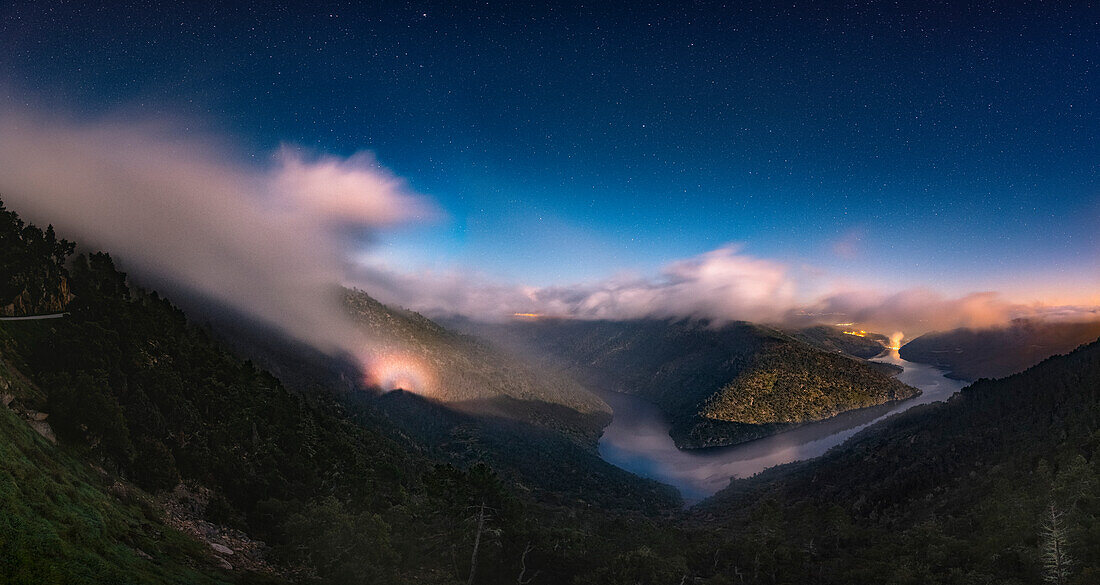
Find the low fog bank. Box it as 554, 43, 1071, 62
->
355, 253, 1099, 339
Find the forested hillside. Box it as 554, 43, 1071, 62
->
0, 354, 228, 585
0, 202, 412, 581
0, 203, 72, 317
901, 318, 1100, 381
0, 200, 683, 584
788, 325, 889, 359
184, 286, 677, 514
345, 290, 610, 443
455, 318, 917, 448
696, 337, 1100, 584
5, 198, 1100, 585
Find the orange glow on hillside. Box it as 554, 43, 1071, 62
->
361, 351, 436, 396
513, 312, 543, 318
842, 330, 868, 337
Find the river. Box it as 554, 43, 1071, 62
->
596, 349, 967, 502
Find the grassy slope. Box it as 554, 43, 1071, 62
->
0, 345, 228, 585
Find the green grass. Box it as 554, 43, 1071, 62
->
0, 380, 229, 585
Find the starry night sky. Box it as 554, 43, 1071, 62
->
2, 1, 1098, 301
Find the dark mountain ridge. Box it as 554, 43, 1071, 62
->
693, 332, 1100, 583
901, 317, 1100, 381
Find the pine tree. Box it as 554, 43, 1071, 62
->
1040, 503, 1074, 585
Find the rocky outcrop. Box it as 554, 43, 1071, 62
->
1, 276, 73, 317
27, 418, 57, 443
156, 483, 278, 575
1, 384, 56, 444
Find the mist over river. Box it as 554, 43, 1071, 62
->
596, 350, 967, 502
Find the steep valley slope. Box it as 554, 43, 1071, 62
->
695, 333, 1100, 584
344, 290, 611, 444
0, 200, 682, 583
4, 199, 1100, 583
451, 318, 918, 448
900, 318, 1100, 381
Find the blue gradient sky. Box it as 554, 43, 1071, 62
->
2, 1, 1097, 303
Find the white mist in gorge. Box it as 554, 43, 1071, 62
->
0, 102, 437, 356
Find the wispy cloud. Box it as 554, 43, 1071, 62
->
0, 101, 436, 354
830, 226, 866, 260
272, 146, 440, 227
353, 245, 801, 323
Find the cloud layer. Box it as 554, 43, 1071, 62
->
0, 103, 434, 354
0, 100, 1092, 351
355, 245, 800, 323
355, 247, 1096, 337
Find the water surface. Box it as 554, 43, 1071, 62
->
596, 350, 967, 502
